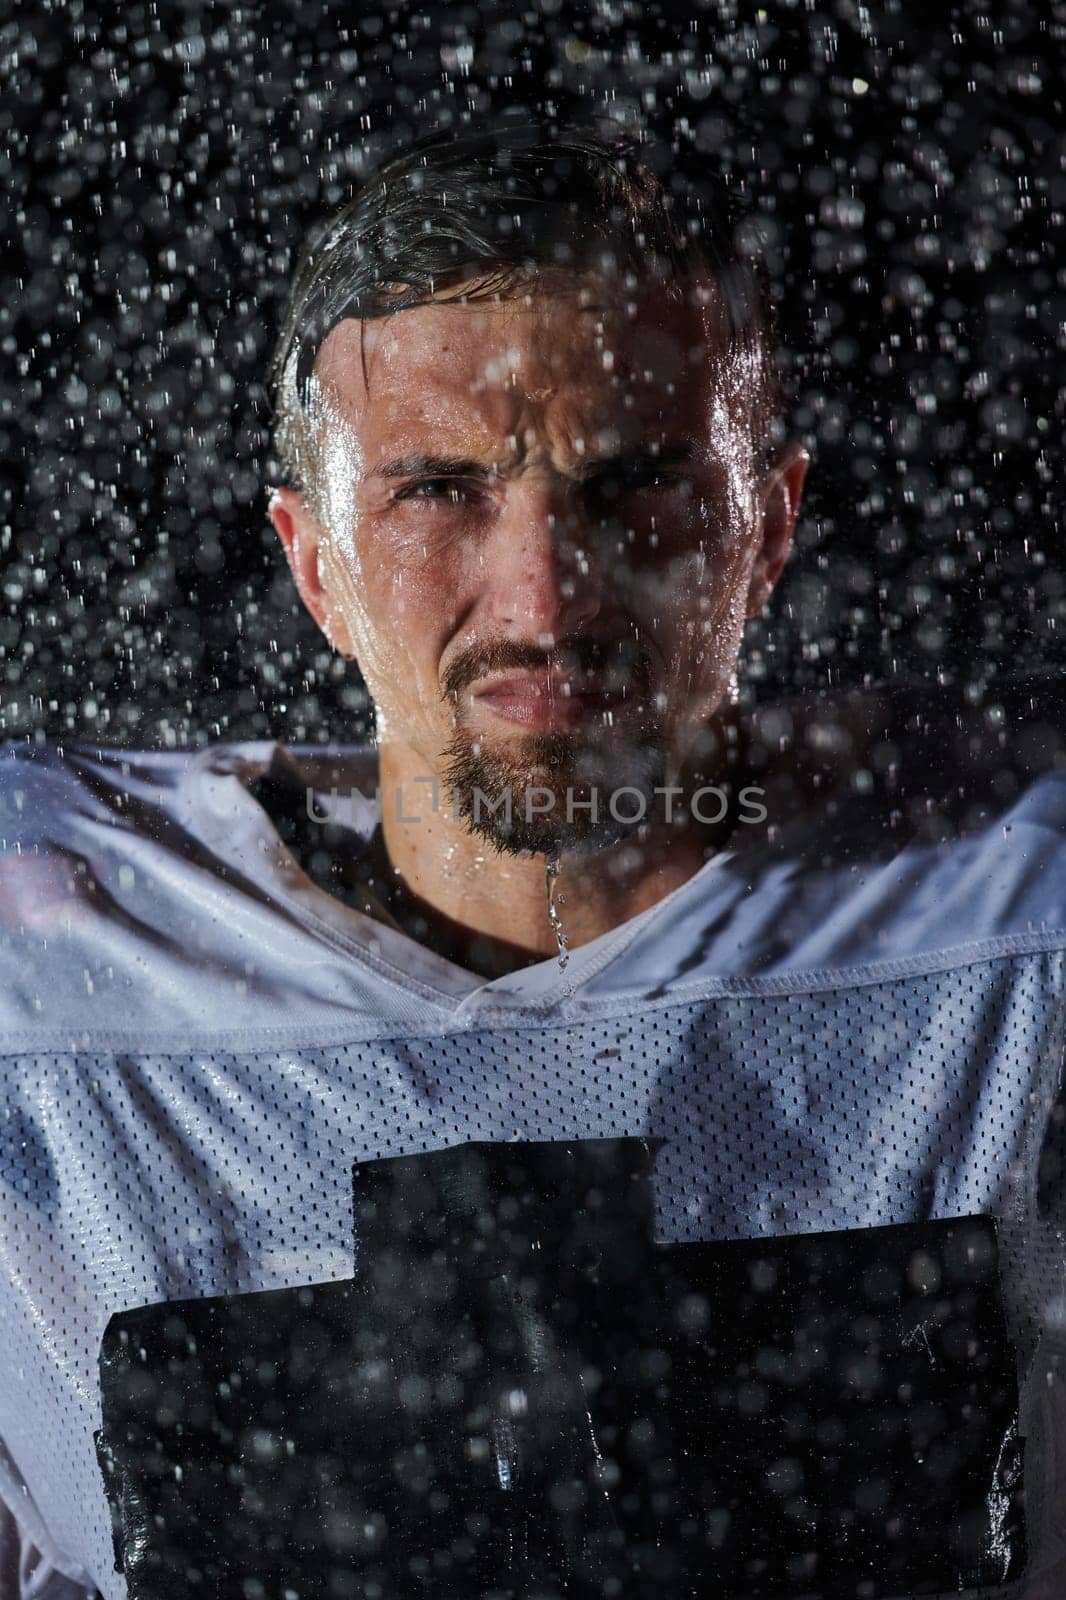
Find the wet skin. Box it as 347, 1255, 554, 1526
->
270, 272, 808, 977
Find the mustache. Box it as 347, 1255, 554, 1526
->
441, 636, 656, 701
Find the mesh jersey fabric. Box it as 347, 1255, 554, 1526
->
2, 684, 1066, 1599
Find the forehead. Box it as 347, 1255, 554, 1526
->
312, 275, 735, 446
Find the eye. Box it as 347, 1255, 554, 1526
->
626, 470, 679, 489
587, 469, 680, 501
394, 479, 474, 506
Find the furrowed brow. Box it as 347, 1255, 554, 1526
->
370, 441, 706, 484
369, 453, 501, 481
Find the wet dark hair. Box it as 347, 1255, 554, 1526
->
271, 118, 782, 499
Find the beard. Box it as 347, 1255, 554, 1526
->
439, 722, 668, 858
438, 632, 666, 858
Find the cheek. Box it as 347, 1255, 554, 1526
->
320, 528, 473, 709
619, 537, 754, 656
380, 536, 482, 650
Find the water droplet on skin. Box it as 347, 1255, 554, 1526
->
545, 855, 570, 970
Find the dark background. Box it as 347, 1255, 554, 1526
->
1, 0, 1062, 751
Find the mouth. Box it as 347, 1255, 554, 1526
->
470, 672, 635, 731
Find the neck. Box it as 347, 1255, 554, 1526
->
375, 737, 734, 980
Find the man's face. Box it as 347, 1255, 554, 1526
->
272, 272, 806, 856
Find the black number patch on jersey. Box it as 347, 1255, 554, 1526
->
95, 1137, 1025, 1598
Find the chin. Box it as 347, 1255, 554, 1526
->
439, 726, 667, 860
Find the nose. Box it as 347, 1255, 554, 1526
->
484, 472, 603, 645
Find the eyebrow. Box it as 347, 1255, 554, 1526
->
370, 453, 495, 481
369, 443, 706, 483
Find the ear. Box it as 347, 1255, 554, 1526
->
270, 486, 331, 630
745, 441, 809, 619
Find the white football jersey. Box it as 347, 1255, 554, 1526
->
2, 700, 1066, 1600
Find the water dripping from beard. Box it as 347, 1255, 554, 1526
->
544, 851, 571, 971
